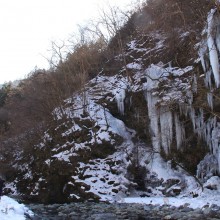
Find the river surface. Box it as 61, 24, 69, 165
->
26, 202, 220, 220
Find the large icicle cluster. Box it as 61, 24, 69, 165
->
195, 9, 220, 176
199, 9, 220, 108
144, 54, 220, 176
178, 89, 220, 178
144, 65, 185, 153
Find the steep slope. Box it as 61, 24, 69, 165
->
11, 68, 200, 203
3, 1, 220, 204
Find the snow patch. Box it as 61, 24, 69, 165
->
0, 196, 33, 220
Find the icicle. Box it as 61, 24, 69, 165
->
144, 65, 168, 152
199, 43, 207, 72
205, 117, 217, 154
146, 92, 175, 154
201, 109, 207, 140
146, 92, 160, 151
200, 55, 206, 72
115, 89, 126, 115
213, 116, 217, 127
218, 149, 220, 174
193, 74, 198, 93
174, 114, 184, 149
207, 92, 214, 110
159, 107, 173, 154
198, 108, 204, 138
206, 119, 212, 151
207, 9, 220, 88
174, 114, 182, 149
187, 90, 193, 105
179, 104, 188, 117
211, 126, 219, 156
205, 70, 212, 89
216, 24, 220, 54
190, 107, 196, 131
168, 61, 172, 68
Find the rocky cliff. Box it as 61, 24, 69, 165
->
2, 0, 220, 204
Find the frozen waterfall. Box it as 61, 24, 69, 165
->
144, 65, 185, 154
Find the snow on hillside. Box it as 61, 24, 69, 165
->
18, 62, 201, 202
52, 75, 137, 201
9, 6, 220, 205
47, 63, 205, 202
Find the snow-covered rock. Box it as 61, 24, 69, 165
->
6, 4, 220, 205
0, 196, 33, 220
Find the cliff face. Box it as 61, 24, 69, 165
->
4, 2, 220, 203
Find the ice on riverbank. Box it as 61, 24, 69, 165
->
123, 188, 220, 209
0, 196, 33, 220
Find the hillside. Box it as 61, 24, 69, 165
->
0, 0, 220, 205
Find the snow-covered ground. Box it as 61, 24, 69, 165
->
123, 189, 220, 209
0, 196, 33, 220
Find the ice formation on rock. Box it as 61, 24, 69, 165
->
159, 107, 173, 154
125, 8, 220, 179
146, 91, 160, 151
197, 154, 219, 180
190, 9, 220, 178
144, 65, 185, 154
115, 89, 126, 115
207, 92, 214, 110
207, 9, 220, 88
174, 114, 185, 150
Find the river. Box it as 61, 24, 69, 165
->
26, 201, 220, 220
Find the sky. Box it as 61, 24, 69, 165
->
0, 0, 135, 84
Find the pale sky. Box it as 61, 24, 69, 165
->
0, 0, 133, 84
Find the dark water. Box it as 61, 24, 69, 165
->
25, 201, 220, 220
26, 202, 162, 220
